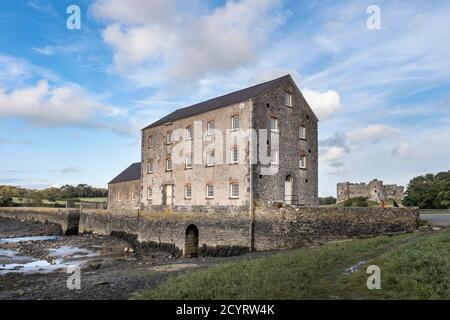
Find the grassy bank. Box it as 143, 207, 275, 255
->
136, 229, 450, 300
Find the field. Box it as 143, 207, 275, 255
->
11, 197, 107, 206
136, 229, 450, 300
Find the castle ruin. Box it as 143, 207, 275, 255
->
337, 179, 404, 203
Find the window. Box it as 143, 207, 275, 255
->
185, 154, 192, 169
166, 131, 173, 144
269, 117, 279, 131
147, 159, 153, 173
271, 150, 279, 165
284, 92, 292, 107
131, 190, 136, 201
147, 187, 152, 200
231, 115, 240, 130
185, 185, 192, 199
117, 191, 121, 202
299, 126, 306, 139
186, 126, 193, 140
207, 121, 215, 135
166, 158, 172, 171
230, 183, 239, 198
299, 154, 307, 169
206, 150, 215, 166
206, 184, 214, 199
231, 146, 239, 164
148, 135, 154, 148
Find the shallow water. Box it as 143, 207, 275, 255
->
343, 260, 367, 275
0, 236, 59, 244
0, 239, 98, 275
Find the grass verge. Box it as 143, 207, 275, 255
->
135, 229, 450, 300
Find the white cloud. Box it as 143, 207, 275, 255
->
303, 89, 342, 121
103, 23, 176, 67
346, 125, 399, 145
0, 80, 119, 127
92, 0, 285, 83
90, 0, 177, 25
320, 147, 346, 162
390, 143, 418, 159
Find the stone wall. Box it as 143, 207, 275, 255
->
141, 101, 253, 209
0, 207, 80, 235
253, 201, 419, 250
252, 77, 319, 206
1, 205, 419, 255
108, 179, 140, 211
79, 208, 250, 252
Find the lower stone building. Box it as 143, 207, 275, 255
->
108, 162, 141, 210
337, 179, 404, 203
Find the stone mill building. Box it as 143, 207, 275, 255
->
108, 75, 319, 213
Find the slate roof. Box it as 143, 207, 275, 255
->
143, 74, 291, 129
109, 162, 141, 184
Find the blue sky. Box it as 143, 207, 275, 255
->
0, 0, 449, 196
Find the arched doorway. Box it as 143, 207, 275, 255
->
184, 224, 199, 258
284, 175, 293, 205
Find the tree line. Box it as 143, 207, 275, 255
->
403, 171, 450, 209
0, 184, 107, 207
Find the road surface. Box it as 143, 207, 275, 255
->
420, 214, 450, 227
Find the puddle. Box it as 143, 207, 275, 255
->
343, 260, 367, 275
0, 236, 59, 244
0, 246, 99, 275
150, 263, 198, 272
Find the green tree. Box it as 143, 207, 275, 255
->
403, 171, 450, 209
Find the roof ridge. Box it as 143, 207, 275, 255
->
175, 74, 289, 113
143, 74, 291, 130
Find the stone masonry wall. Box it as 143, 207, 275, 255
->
253, 201, 419, 250
251, 77, 319, 206
108, 179, 141, 211
1, 205, 418, 255
141, 101, 252, 209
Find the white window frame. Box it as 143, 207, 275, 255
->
231, 147, 239, 164
148, 135, 154, 148
299, 154, 307, 169
284, 92, 292, 107
231, 115, 240, 131
166, 131, 173, 144
299, 126, 306, 139
117, 191, 121, 202
207, 121, 215, 135
206, 150, 215, 167
271, 150, 279, 165
206, 184, 214, 199
166, 158, 172, 171
185, 154, 193, 169
185, 185, 192, 199
147, 187, 152, 200
186, 126, 193, 141
269, 117, 279, 131
147, 159, 153, 174
230, 183, 239, 199
131, 190, 136, 201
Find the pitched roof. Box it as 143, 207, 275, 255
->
109, 162, 141, 184
143, 74, 291, 129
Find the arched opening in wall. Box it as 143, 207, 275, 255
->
184, 224, 199, 258
284, 175, 293, 205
